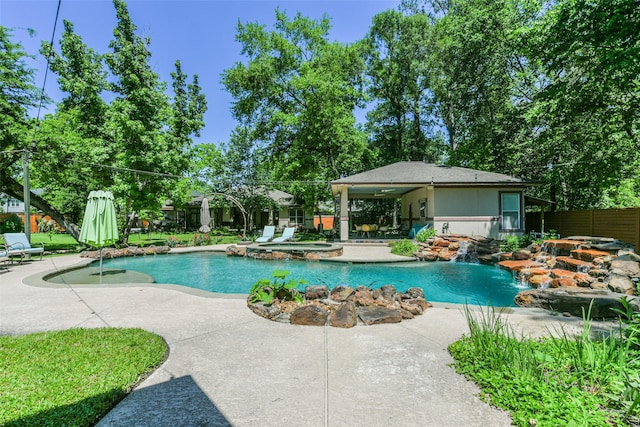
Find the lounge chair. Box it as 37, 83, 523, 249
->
255, 226, 276, 243
2, 232, 45, 263
273, 227, 295, 243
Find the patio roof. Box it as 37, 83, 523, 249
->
331, 161, 538, 198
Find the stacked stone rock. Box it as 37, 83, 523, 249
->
247, 284, 432, 328
497, 238, 640, 317
414, 235, 501, 263
81, 245, 170, 259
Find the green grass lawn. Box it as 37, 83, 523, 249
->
0, 328, 168, 426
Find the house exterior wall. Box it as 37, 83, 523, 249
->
432, 187, 525, 239
1, 194, 25, 214
401, 187, 434, 229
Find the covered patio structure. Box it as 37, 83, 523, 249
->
330, 161, 538, 242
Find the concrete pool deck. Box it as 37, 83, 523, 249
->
1, 244, 601, 426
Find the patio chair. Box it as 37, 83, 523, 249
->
2, 232, 45, 263
273, 227, 295, 243
255, 226, 276, 243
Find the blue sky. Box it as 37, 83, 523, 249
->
1, 0, 400, 145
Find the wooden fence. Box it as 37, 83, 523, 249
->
527, 208, 640, 250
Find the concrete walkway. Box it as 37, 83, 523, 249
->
0, 245, 593, 426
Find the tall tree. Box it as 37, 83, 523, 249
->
0, 26, 87, 236
427, 0, 529, 171
522, 0, 640, 209
33, 20, 111, 223
103, 0, 206, 238
166, 60, 208, 211
0, 26, 41, 174
222, 9, 369, 215
363, 9, 440, 164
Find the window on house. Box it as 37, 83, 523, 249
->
289, 208, 304, 226
500, 192, 522, 230
9, 199, 20, 207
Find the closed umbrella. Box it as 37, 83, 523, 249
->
79, 190, 119, 275
199, 197, 211, 232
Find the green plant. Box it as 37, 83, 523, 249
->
191, 233, 210, 246
500, 235, 520, 252
416, 227, 436, 243
612, 296, 640, 351
249, 270, 306, 305
449, 304, 640, 426
165, 236, 179, 247
390, 239, 418, 257
0, 214, 22, 234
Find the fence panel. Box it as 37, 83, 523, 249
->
544, 208, 639, 249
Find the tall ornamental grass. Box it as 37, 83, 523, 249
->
449, 301, 640, 426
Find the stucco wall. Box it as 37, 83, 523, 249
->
402, 187, 432, 223
433, 187, 499, 216
402, 186, 525, 239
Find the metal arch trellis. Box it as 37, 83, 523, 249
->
209, 192, 248, 239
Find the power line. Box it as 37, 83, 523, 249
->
63, 158, 185, 179
57, 156, 331, 185
32, 0, 62, 141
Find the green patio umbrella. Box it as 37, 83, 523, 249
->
79, 190, 119, 275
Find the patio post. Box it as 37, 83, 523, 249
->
339, 185, 349, 241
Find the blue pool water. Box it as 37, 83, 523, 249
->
100, 253, 526, 306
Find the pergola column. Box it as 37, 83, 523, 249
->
339, 185, 349, 241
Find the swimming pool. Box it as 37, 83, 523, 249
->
97, 253, 525, 306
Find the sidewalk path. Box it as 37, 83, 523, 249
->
1, 246, 591, 426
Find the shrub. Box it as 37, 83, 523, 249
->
249, 270, 306, 305
416, 226, 436, 243
191, 233, 210, 246
449, 304, 640, 426
390, 239, 418, 257
533, 229, 560, 245
500, 235, 520, 252
165, 236, 179, 248
0, 214, 22, 234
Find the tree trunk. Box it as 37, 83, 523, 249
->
0, 170, 82, 240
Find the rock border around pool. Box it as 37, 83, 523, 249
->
247, 285, 432, 328
227, 243, 343, 260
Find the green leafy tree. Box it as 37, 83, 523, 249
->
3, 1, 207, 241
104, 0, 174, 237
222, 9, 369, 216
0, 26, 83, 236
32, 20, 111, 224
0, 26, 41, 156
363, 9, 442, 164
521, 0, 640, 209
426, 0, 531, 171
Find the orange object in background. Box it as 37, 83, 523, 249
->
313, 215, 334, 231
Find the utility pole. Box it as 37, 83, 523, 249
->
23, 149, 31, 242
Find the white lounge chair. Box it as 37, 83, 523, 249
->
2, 232, 45, 263
255, 226, 276, 243
273, 227, 295, 243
